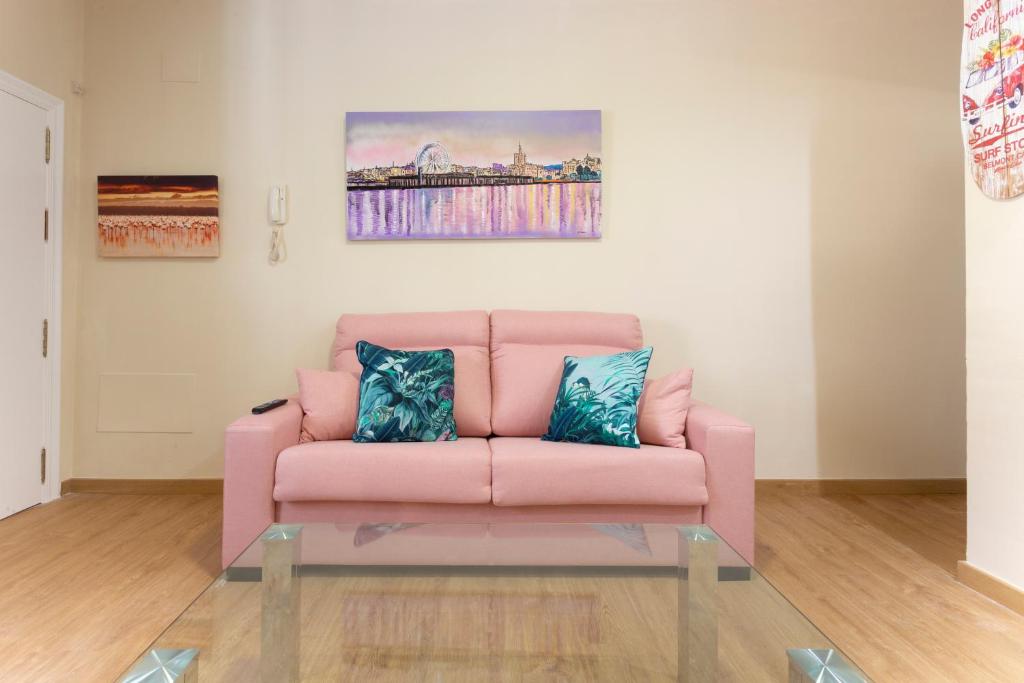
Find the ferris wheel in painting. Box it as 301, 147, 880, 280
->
415, 142, 451, 174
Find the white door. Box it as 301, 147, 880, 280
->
0, 88, 48, 519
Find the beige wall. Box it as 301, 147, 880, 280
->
965, 163, 1024, 589
0, 0, 85, 481
70, 0, 966, 480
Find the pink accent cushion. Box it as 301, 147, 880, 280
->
489, 437, 708, 507
637, 368, 694, 448
295, 369, 359, 443
331, 311, 492, 437
490, 310, 643, 436
274, 438, 492, 504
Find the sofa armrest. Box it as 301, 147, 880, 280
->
222, 398, 303, 568
685, 403, 755, 563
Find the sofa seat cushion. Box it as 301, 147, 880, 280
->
274, 438, 492, 504
489, 437, 708, 507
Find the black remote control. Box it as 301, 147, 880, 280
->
252, 398, 287, 415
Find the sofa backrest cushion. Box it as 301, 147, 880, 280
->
332, 311, 492, 437
490, 310, 644, 436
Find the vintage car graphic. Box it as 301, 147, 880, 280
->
963, 33, 1024, 125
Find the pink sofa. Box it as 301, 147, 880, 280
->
222, 310, 755, 568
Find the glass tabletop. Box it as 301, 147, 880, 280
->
120, 522, 869, 682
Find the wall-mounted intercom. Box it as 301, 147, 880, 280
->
268, 185, 288, 225
268, 185, 288, 264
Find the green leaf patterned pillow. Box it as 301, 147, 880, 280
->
353, 340, 457, 443
542, 347, 654, 448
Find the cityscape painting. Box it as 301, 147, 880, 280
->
346, 110, 601, 240
97, 175, 219, 257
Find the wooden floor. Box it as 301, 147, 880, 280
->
0, 494, 222, 682
0, 490, 1021, 681
756, 491, 1024, 682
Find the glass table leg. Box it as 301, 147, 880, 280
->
119, 648, 199, 682
678, 526, 719, 682
261, 524, 303, 683
787, 648, 870, 682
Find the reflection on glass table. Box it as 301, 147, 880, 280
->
120, 522, 869, 682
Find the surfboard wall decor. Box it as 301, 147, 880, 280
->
963, 0, 1024, 199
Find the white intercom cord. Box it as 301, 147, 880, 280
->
269, 224, 287, 264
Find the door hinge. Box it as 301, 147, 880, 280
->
44, 209, 49, 242
42, 319, 48, 358
45, 127, 51, 164
41, 448, 46, 484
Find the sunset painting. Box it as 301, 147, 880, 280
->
98, 175, 219, 257
346, 110, 602, 240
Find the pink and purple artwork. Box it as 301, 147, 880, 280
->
345, 110, 601, 240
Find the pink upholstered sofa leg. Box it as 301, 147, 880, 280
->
685, 403, 755, 564
222, 399, 302, 568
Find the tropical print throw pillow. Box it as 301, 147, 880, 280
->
542, 347, 654, 448
353, 340, 457, 442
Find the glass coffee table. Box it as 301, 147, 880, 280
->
119, 522, 868, 682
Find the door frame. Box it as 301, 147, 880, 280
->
0, 70, 64, 504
